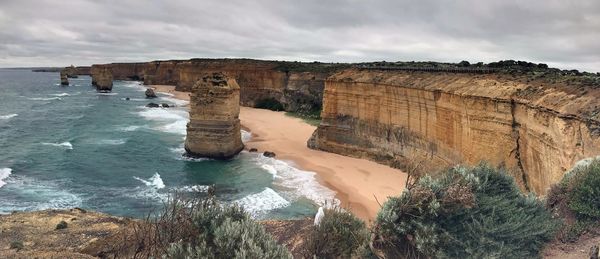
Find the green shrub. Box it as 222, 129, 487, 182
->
55, 220, 68, 230
166, 202, 291, 259
10, 240, 24, 251
546, 159, 600, 243
255, 98, 285, 111
373, 163, 558, 258
302, 207, 369, 258
566, 160, 600, 219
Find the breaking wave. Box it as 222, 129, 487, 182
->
0, 114, 17, 120
0, 168, 11, 188
134, 173, 165, 189
41, 142, 73, 149
235, 187, 291, 217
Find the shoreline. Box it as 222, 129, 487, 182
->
148, 84, 407, 221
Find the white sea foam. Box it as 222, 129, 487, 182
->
122, 82, 146, 91
97, 92, 118, 96
241, 129, 252, 143
0, 168, 12, 188
0, 175, 82, 213
123, 98, 147, 102
160, 96, 189, 106
137, 107, 189, 135
162, 119, 188, 135
50, 92, 77, 97
134, 173, 166, 189
95, 139, 127, 145
235, 187, 291, 217
28, 97, 61, 101
254, 155, 339, 207
176, 185, 210, 193
41, 142, 73, 150
118, 125, 143, 132
0, 114, 17, 120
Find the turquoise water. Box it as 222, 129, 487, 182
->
0, 69, 335, 219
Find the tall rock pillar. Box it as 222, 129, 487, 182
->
185, 72, 244, 159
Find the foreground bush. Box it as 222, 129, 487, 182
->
167, 203, 291, 259
302, 207, 370, 258
547, 158, 600, 242
373, 163, 558, 258
110, 191, 291, 258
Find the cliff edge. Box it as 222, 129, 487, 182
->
309, 69, 600, 194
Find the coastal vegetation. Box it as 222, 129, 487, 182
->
107, 163, 600, 258
547, 159, 600, 242
372, 164, 558, 258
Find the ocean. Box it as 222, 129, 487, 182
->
0, 69, 335, 219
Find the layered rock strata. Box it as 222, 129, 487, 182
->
80, 59, 335, 114
185, 72, 244, 159
91, 65, 113, 91
309, 69, 600, 194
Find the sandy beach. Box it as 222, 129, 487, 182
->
149, 85, 407, 221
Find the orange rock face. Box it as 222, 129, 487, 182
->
90, 65, 113, 91
184, 73, 244, 159
309, 69, 600, 194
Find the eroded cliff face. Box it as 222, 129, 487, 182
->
185, 73, 244, 159
309, 69, 600, 194
90, 65, 113, 91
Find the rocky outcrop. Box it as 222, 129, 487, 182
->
145, 88, 157, 98
309, 69, 600, 194
0, 209, 132, 258
63, 65, 78, 78
91, 65, 113, 91
60, 71, 69, 85
185, 72, 244, 159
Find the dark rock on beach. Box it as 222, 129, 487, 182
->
146, 102, 160, 108
145, 88, 157, 98
263, 151, 276, 157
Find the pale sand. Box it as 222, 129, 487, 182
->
149, 85, 407, 221
149, 85, 191, 103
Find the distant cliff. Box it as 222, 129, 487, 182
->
83, 59, 344, 113
309, 69, 600, 194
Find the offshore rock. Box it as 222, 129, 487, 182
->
184, 72, 244, 159
145, 88, 157, 98
91, 65, 113, 91
60, 71, 69, 85
63, 65, 78, 78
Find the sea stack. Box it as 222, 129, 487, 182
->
93, 66, 113, 91
60, 71, 69, 85
185, 72, 244, 159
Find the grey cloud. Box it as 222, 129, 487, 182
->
0, 0, 598, 72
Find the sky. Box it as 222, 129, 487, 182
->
0, 0, 599, 72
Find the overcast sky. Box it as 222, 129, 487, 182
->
1, 0, 599, 72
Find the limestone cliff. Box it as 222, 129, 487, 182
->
90, 65, 113, 91
185, 72, 244, 159
309, 69, 600, 194
87, 59, 337, 114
